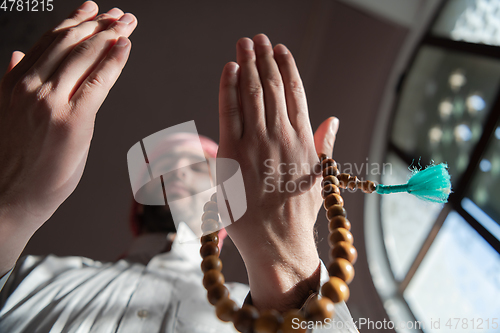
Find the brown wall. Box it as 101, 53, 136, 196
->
1, 0, 407, 330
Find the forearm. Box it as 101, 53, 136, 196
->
242, 230, 321, 312
0, 2, 136, 277
0, 208, 39, 277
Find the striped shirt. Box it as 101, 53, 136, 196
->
0, 223, 357, 332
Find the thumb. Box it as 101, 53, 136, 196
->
314, 116, 339, 158
6, 51, 25, 74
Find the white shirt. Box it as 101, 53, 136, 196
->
0, 223, 358, 332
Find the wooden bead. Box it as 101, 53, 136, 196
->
321, 175, 339, 187
323, 193, 344, 209
200, 241, 220, 258
318, 153, 328, 162
322, 165, 339, 177
321, 158, 337, 170
207, 283, 229, 305
328, 258, 355, 284
210, 192, 218, 202
203, 201, 218, 213
359, 181, 367, 192
330, 241, 358, 264
201, 218, 220, 234
321, 277, 350, 303
328, 228, 353, 246
203, 269, 225, 289
202, 211, 219, 222
233, 305, 259, 333
281, 310, 307, 333
360, 180, 376, 193
347, 176, 358, 190
337, 173, 350, 189
367, 181, 376, 193
328, 216, 351, 232
326, 205, 346, 220
216, 298, 238, 322
200, 232, 219, 245
322, 184, 340, 198
201, 255, 222, 273
254, 309, 283, 333
305, 296, 335, 322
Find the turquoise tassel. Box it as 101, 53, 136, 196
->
375, 163, 452, 203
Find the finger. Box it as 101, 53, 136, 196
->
5, 51, 25, 74
53, 1, 98, 32
34, 8, 124, 83
252, 34, 290, 131
4, 1, 99, 88
236, 38, 266, 134
314, 117, 339, 158
70, 37, 131, 119
219, 62, 242, 141
50, 13, 137, 99
274, 44, 309, 133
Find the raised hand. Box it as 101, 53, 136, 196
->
217, 34, 338, 311
0, 1, 137, 276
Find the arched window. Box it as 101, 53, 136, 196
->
367, 1, 500, 331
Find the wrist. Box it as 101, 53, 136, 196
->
228, 209, 318, 261
0, 203, 43, 276
246, 257, 321, 312
242, 231, 321, 312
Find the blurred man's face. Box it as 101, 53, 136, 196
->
139, 144, 213, 234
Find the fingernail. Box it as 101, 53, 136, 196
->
228, 62, 239, 74
330, 117, 339, 134
107, 8, 123, 18
240, 38, 254, 51
118, 13, 135, 24
115, 37, 129, 47
274, 44, 288, 55
254, 34, 270, 46
80, 1, 95, 12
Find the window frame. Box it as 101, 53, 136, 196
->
365, 0, 500, 331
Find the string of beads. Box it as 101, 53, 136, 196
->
199, 154, 367, 333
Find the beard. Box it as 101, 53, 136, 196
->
138, 197, 203, 235
139, 205, 178, 234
